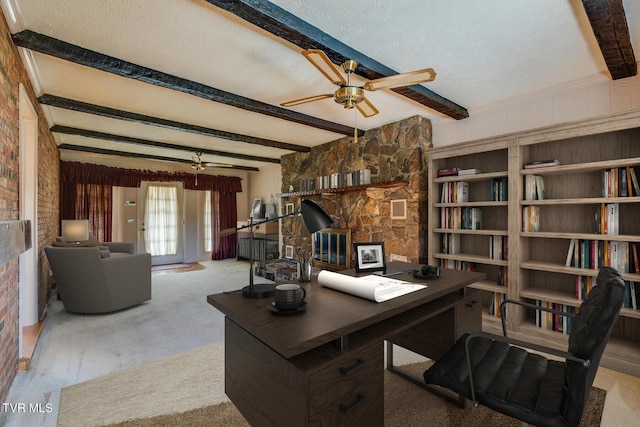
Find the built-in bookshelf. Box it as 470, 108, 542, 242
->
428, 110, 640, 377
428, 139, 511, 324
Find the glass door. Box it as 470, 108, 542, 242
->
139, 181, 184, 265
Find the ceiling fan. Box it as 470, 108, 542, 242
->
191, 152, 233, 170
281, 49, 436, 118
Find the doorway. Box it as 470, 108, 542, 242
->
18, 84, 39, 359
139, 182, 184, 266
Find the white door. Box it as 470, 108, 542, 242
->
139, 182, 184, 265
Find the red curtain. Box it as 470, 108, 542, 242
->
211, 191, 238, 259
60, 162, 243, 258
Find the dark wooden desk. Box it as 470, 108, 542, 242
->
207, 262, 484, 426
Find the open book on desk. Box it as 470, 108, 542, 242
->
317, 270, 426, 302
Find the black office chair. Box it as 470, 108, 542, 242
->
423, 267, 626, 427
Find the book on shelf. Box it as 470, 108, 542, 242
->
488, 292, 506, 317
440, 181, 469, 203
524, 175, 545, 200
458, 168, 482, 176
595, 203, 619, 235
524, 159, 560, 169
566, 239, 630, 273
521, 206, 540, 232
535, 301, 576, 335
441, 207, 483, 230
441, 233, 460, 254
441, 259, 477, 271
630, 167, 640, 196
576, 276, 595, 300
489, 236, 508, 260
602, 167, 640, 197
496, 266, 508, 287
632, 242, 639, 273
490, 177, 508, 201
629, 282, 638, 309
438, 168, 459, 177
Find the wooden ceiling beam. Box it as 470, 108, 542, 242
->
39, 94, 310, 153
207, 0, 469, 120
12, 30, 361, 137
58, 144, 260, 171
51, 125, 280, 164
582, 0, 637, 79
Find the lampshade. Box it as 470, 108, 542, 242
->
300, 200, 333, 234
61, 220, 89, 242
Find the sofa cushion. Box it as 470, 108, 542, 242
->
53, 233, 102, 247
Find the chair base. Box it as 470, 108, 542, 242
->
385, 342, 466, 407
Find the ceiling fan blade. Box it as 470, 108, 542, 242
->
205, 162, 234, 168
280, 93, 333, 107
363, 68, 436, 91
356, 97, 379, 118
302, 49, 346, 85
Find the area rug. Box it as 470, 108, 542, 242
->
58, 342, 606, 427
151, 263, 205, 273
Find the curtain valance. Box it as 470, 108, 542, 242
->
61, 161, 243, 192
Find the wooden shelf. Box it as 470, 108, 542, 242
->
521, 156, 640, 176
434, 252, 508, 266
469, 280, 508, 294
276, 180, 406, 198
428, 110, 640, 377
434, 228, 507, 236
521, 196, 640, 205
435, 201, 508, 208
434, 170, 508, 183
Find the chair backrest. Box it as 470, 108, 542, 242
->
44, 246, 111, 311
564, 267, 625, 426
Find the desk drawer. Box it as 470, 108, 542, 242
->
309, 343, 382, 415
309, 374, 384, 427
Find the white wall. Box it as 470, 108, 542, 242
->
245, 163, 283, 218
433, 74, 640, 147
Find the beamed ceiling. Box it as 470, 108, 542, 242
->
1, 0, 638, 173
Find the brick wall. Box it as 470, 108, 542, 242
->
280, 115, 432, 265
0, 11, 60, 402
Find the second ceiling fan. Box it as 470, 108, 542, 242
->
281, 49, 436, 117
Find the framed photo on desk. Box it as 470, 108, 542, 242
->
354, 242, 386, 272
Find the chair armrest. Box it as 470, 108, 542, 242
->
462, 331, 590, 406
103, 241, 135, 254
498, 299, 577, 337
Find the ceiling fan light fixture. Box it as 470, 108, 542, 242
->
334, 86, 364, 107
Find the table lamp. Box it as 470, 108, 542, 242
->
61, 220, 89, 244
221, 199, 333, 298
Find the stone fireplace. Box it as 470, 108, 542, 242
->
279, 115, 431, 266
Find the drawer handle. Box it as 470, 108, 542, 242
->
466, 300, 479, 308
339, 358, 368, 376
340, 394, 366, 414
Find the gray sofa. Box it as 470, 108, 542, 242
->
45, 243, 151, 314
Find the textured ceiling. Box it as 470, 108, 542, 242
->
2, 0, 638, 172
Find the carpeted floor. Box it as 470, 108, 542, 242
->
58, 342, 606, 427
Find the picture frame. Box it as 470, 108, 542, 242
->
285, 245, 294, 259
390, 199, 407, 219
354, 242, 386, 272
251, 197, 262, 219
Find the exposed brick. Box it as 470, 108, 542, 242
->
0, 10, 60, 402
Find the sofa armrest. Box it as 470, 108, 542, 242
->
103, 241, 135, 254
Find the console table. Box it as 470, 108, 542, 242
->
207, 261, 484, 426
